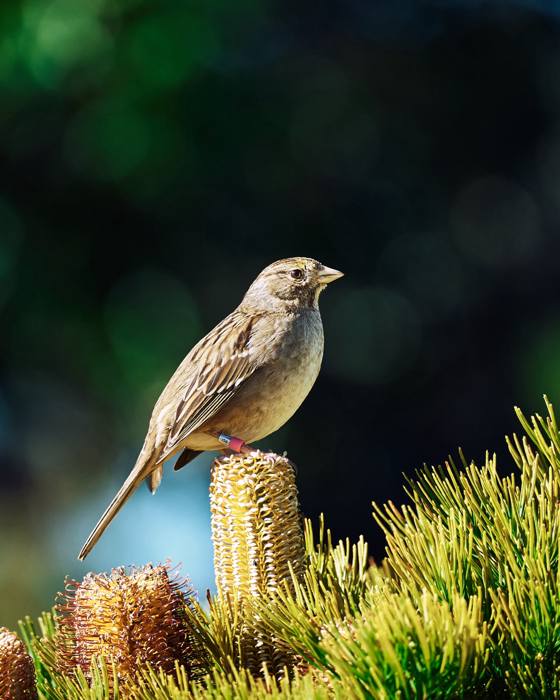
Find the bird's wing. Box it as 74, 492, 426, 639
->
156, 311, 262, 462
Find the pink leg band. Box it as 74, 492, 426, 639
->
228, 436, 246, 452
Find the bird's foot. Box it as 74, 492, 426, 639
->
217, 433, 252, 454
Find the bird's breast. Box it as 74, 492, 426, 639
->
187, 310, 324, 450
250, 319, 324, 437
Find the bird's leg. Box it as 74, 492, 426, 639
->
217, 433, 252, 454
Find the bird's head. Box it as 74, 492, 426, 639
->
242, 257, 343, 311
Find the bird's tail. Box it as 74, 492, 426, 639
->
78, 452, 155, 560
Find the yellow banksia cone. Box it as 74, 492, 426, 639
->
0, 627, 37, 699
55, 563, 205, 685
210, 450, 305, 675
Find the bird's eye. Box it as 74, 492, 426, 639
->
290, 268, 304, 280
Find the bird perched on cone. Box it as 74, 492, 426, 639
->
78, 257, 343, 560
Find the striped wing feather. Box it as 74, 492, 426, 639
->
157, 311, 261, 462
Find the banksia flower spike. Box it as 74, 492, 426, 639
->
0, 627, 37, 699
55, 563, 205, 687
211, 450, 305, 600
210, 450, 305, 675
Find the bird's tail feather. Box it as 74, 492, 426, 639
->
78, 453, 154, 560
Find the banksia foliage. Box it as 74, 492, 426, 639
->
319, 589, 490, 699
55, 564, 205, 686
0, 627, 37, 699
372, 396, 560, 697
209, 450, 305, 675
14, 399, 560, 698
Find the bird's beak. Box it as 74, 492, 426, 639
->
318, 265, 344, 284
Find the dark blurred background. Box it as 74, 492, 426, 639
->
1, 0, 560, 628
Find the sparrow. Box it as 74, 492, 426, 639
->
78, 257, 343, 560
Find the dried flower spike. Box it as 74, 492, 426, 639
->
0, 627, 37, 699
210, 450, 305, 675
56, 563, 205, 684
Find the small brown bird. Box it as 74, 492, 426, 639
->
78, 257, 343, 560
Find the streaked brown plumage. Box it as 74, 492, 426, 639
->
78, 257, 343, 560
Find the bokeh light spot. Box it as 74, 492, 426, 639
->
22, 0, 112, 86
0, 34, 19, 81
451, 176, 540, 267
65, 98, 151, 181
377, 233, 467, 321
124, 9, 219, 90
14, 374, 104, 481
65, 96, 190, 188
324, 287, 421, 385
290, 59, 378, 177
105, 268, 202, 408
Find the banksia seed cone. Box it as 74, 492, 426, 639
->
210, 450, 305, 675
56, 564, 205, 685
0, 627, 37, 699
